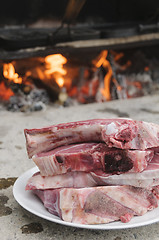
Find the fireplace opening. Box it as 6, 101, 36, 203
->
0, 45, 159, 112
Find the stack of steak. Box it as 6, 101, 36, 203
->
25, 118, 159, 224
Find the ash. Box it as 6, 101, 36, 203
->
6, 88, 49, 112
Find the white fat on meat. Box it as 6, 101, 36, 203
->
33, 185, 158, 224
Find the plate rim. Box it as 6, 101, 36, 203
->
13, 167, 159, 230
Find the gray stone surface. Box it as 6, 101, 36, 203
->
1, 94, 159, 240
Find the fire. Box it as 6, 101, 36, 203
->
3, 63, 22, 84
114, 52, 124, 61
93, 50, 108, 68
55, 77, 65, 87
0, 50, 151, 107
93, 50, 134, 101
0, 54, 68, 103
93, 50, 115, 101
102, 58, 113, 101
44, 54, 67, 88
0, 82, 14, 101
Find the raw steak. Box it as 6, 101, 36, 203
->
26, 171, 97, 190
92, 154, 159, 188
32, 143, 154, 176
26, 154, 159, 190
33, 185, 158, 224
24, 119, 159, 158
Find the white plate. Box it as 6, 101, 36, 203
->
13, 167, 159, 230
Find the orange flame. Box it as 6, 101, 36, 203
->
102, 57, 113, 101
114, 52, 124, 61
3, 63, 22, 84
93, 50, 124, 101
93, 50, 108, 68
0, 82, 14, 101
93, 50, 113, 101
55, 77, 64, 87
44, 54, 67, 88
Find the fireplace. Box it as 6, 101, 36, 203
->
1, 0, 159, 111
